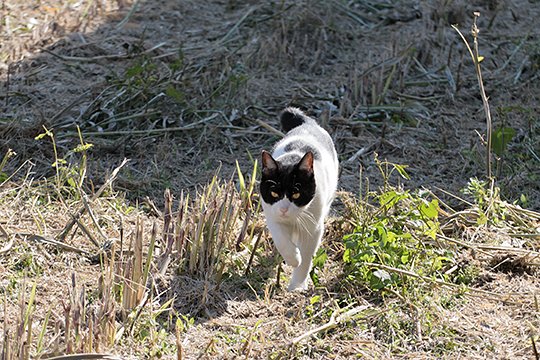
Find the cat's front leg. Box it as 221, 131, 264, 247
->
267, 221, 301, 268
288, 223, 324, 291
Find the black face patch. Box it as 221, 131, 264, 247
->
260, 151, 316, 206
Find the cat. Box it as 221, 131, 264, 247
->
260, 107, 339, 291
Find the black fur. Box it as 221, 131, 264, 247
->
280, 107, 308, 133
260, 152, 316, 207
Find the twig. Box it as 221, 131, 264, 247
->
0, 159, 33, 189
249, 118, 285, 138
363, 262, 535, 301
452, 13, 493, 179
50, 89, 92, 124
78, 187, 108, 243
437, 234, 540, 256
291, 305, 370, 344
345, 142, 378, 163
45, 354, 123, 360
42, 42, 167, 62
73, 216, 100, 248
218, 6, 258, 46
330, 0, 373, 27
0, 223, 13, 254
245, 232, 263, 276
5, 63, 10, 107
494, 34, 529, 75
58, 159, 128, 242
116, 0, 140, 30
434, 186, 474, 207
532, 332, 540, 360
17, 233, 92, 256
71, 125, 196, 137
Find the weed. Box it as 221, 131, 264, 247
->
34, 126, 93, 198
453, 12, 494, 179
343, 159, 449, 292
309, 248, 327, 287
0, 149, 16, 183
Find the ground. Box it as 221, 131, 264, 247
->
0, 0, 539, 359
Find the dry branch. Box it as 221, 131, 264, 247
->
0, 223, 14, 254
58, 159, 128, 242
42, 42, 167, 63
291, 305, 371, 345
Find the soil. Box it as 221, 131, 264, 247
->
1, 0, 539, 359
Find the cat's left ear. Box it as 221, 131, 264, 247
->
298, 151, 314, 173
261, 150, 278, 174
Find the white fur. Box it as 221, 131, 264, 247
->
262, 118, 338, 291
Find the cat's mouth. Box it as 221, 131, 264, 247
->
277, 211, 294, 222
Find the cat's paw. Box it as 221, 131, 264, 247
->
287, 280, 309, 292
282, 249, 301, 268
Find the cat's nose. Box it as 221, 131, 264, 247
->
279, 207, 288, 215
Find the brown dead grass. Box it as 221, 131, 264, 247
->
1, 0, 540, 359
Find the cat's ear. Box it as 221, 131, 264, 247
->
261, 150, 278, 174
298, 151, 314, 173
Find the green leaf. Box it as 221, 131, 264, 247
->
165, 84, 185, 103
126, 64, 144, 78
312, 248, 327, 268
310, 269, 320, 286
235, 160, 246, 193
310, 295, 321, 305
67, 178, 77, 188
343, 248, 351, 262
424, 220, 439, 240
73, 143, 94, 152
400, 251, 410, 264
419, 199, 439, 219
51, 159, 67, 168
491, 127, 516, 156
393, 163, 410, 179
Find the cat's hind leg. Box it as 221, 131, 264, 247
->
288, 223, 324, 291
267, 222, 301, 268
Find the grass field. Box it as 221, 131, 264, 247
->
1, 1, 539, 359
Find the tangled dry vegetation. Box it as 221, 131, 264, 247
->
1, 0, 540, 359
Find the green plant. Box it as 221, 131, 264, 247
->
462, 177, 507, 226
343, 188, 447, 291
130, 298, 176, 358
35, 126, 93, 196
309, 248, 327, 287
452, 13, 493, 179
0, 148, 16, 183
343, 159, 450, 292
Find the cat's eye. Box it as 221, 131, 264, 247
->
291, 192, 301, 200
270, 191, 279, 198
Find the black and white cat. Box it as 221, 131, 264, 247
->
260, 107, 339, 291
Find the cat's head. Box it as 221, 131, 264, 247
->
260, 150, 316, 222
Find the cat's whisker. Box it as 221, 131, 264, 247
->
296, 211, 316, 235
295, 216, 309, 235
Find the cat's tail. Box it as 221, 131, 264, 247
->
280, 107, 315, 133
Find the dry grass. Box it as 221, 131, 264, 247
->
1, 0, 540, 359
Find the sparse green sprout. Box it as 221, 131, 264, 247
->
309, 248, 327, 287
491, 126, 516, 157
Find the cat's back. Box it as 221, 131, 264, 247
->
273, 108, 337, 165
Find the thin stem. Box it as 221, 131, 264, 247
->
471, 12, 493, 179
451, 12, 493, 180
